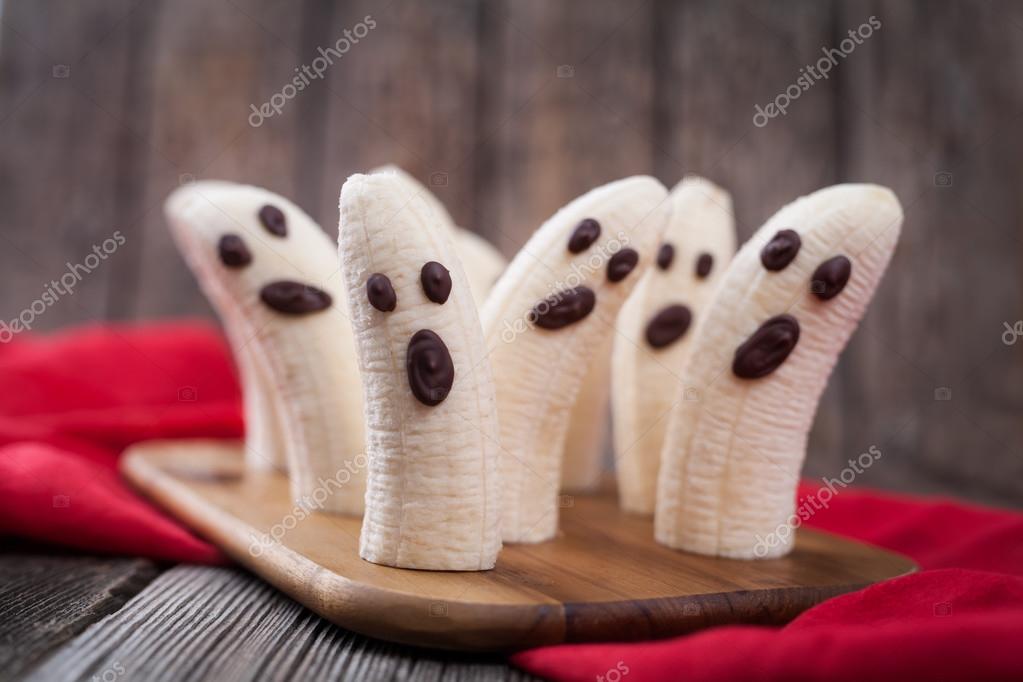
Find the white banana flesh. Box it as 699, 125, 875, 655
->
560, 333, 613, 492
339, 172, 501, 570
655, 184, 903, 558
612, 177, 736, 514
164, 181, 366, 514
480, 176, 670, 543
370, 165, 506, 305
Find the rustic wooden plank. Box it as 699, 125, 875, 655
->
834, 0, 1023, 506
0, 1, 153, 334
125, 0, 316, 321
474, 0, 657, 254
28, 565, 538, 682
313, 0, 485, 238
118, 441, 915, 651
0, 552, 159, 682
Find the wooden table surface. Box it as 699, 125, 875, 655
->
1, 552, 538, 682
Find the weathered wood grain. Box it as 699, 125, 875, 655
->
0, 552, 158, 682
27, 565, 538, 682
119, 440, 916, 651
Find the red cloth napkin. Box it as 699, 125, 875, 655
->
513, 478, 1023, 681
2, 322, 1021, 681
0, 321, 240, 563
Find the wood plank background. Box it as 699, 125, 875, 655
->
1, 0, 1021, 508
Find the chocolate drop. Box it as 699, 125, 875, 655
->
607, 248, 639, 282
366, 273, 396, 312
258, 204, 287, 237
657, 243, 675, 270
695, 252, 714, 279
217, 234, 252, 268
760, 230, 801, 271
420, 261, 452, 304
259, 280, 332, 315
732, 314, 800, 379
406, 329, 454, 406
568, 218, 601, 253
528, 286, 596, 330
811, 255, 852, 301
645, 304, 692, 349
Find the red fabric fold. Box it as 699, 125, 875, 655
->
513, 479, 1023, 682
0, 321, 240, 564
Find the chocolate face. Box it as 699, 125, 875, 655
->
406, 329, 454, 406
760, 230, 801, 271
811, 255, 852, 301
217, 234, 252, 268
366, 273, 397, 312
420, 261, 452, 304
732, 314, 800, 379
568, 218, 601, 254
645, 304, 692, 349
260, 280, 332, 315
657, 243, 675, 271
607, 248, 639, 282
529, 286, 596, 330
258, 204, 287, 237
695, 252, 713, 279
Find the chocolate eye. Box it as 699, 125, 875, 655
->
568, 218, 601, 253
420, 261, 452, 304
607, 248, 639, 282
760, 230, 801, 271
810, 255, 852, 300
218, 234, 252, 267
367, 273, 396, 312
258, 204, 287, 237
656, 243, 675, 270
695, 252, 713, 279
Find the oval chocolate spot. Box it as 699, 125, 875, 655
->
406, 329, 454, 406
657, 243, 675, 271
645, 304, 692, 349
568, 218, 601, 254
259, 280, 332, 315
528, 286, 596, 330
420, 261, 452, 304
732, 314, 800, 379
366, 273, 396, 312
258, 204, 287, 237
607, 248, 639, 282
217, 234, 252, 268
760, 229, 801, 271
811, 255, 852, 301
695, 252, 714, 279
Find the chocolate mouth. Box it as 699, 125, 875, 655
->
406, 329, 454, 406
528, 286, 596, 330
645, 304, 692, 349
259, 280, 332, 314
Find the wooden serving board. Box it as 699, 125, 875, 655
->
122, 440, 916, 652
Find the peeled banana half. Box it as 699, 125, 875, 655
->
654, 184, 903, 558
165, 181, 366, 515
612, 176, 737, 514
480, 176, 671, 543
339, 172, 502, 570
